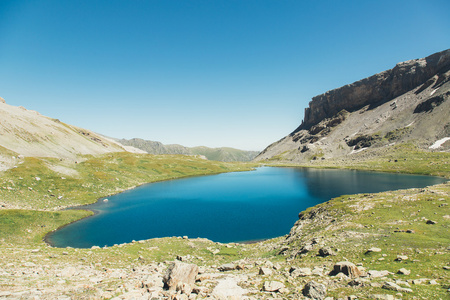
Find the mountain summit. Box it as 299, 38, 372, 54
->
255, 49, 450, 162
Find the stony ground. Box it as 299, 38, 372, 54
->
1, 181, 448, 299
0, 144, 448, 299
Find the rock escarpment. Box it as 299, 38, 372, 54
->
297, 49, 450, 131
255, 49, 450, 162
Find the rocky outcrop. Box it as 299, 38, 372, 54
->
255, 49, 450, 162
296, 49, 450, 131
330, 261, 362, 278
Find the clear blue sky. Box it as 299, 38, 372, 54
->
0, 0, 449, 151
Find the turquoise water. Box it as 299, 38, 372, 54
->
46, 167, 447, 248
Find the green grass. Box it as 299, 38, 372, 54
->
1, 145, 449, 298
269, 182, 450, 299
0, 209, 92, 245
0, 152, 254, 248
0, 152, 254, 210
267, 143, 450, 179
349, 144, 450, 178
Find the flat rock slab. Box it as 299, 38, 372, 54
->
211, 276, 248, 299
263, 281, 285, 292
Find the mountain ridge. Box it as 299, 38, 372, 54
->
116, 138, 259, 162
255, 49, 450, 162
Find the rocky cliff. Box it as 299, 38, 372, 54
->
297, 49, 450, 131
255, 49, 450, 162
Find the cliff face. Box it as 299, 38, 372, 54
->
255, 49, 450, 162
297, 49, 450, 131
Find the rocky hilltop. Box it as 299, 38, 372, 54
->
255, 49, 450, 162
0, 98, 143, 170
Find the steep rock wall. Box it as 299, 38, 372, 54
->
296, 49, 450, 131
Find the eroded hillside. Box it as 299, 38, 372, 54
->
0, 98, 144, 171
255, 49, 450, 162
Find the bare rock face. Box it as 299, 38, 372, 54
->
163, 261, 199, 294
298, 49, 450, 131
254, 49, 450, 162
0, 97, 5, 104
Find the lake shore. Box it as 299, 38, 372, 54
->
1, 149, 449, 299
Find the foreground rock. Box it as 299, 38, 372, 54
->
211, 276, 248, 299
263, 281, 285, 292
163, 261, 199, 294
382, 281, 413, 293
330, 261, 362, 278
302, 281, 327, 300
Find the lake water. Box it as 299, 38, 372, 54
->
46, 167, 447, 248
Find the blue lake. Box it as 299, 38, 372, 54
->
46, 167, 447, 248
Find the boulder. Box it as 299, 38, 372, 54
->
302, 281, 327, 300
291, 267, 312, 277
262, 281, 285, 292
218, 263, 236, 272
368, 270, 392, 278
211, 277, 248, 299
366, 247, 382, 253
397, 268, 411, 275
382, 281, 413, 293
395, 255, 408, 261
370, 295, 395, 300
163, 261, 198, 294
330, 261, 362, 278
318, 247, 336, 257
259, 267, 273, 276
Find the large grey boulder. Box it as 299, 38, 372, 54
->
330, 261, 361, 278
302, 281, 327, 300
163, 261, 199, 294
318, 247, 336, 257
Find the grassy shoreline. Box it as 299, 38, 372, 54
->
0, 152, 255, 247
1, 147, 448, 298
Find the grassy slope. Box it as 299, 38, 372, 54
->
0, 152, 254, 246
254, 144, 450, 298
265, 144, 450, 178
0, 145, 448, 298
190, 146, 259, 162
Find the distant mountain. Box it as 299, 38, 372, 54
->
255, 49, 450, 162
117, 138, 259, 162
0, 98, 143, 170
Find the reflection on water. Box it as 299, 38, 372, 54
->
47, 167, 446, 248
